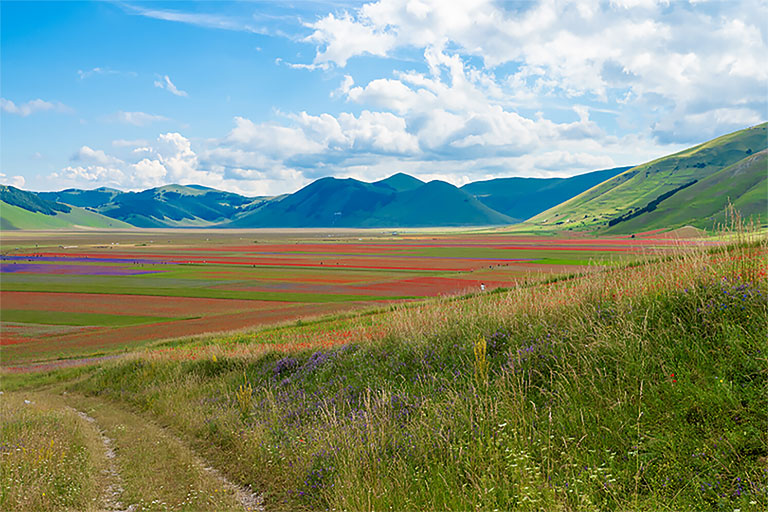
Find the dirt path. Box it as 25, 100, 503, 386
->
69, 407, 130, 511
65, 394, 263, 512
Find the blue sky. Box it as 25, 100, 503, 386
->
1, 0, 766, 195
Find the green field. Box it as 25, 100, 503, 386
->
2, 229, 765, 512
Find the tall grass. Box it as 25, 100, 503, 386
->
0, 393, 105, 511
72, 235, 767, 510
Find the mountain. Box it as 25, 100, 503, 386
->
228, 176, 513, 227
602, 149, 767, 233
41, 184, 259, 228
38, 187, 121, 209
0, 185, 131, 230
461, 166, 631, 222
374, 172, 425, 192
6, 123, 765, 231
526, 123, 768, 233
367, 180, 513, 227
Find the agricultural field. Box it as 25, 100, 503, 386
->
0, 228, 703, 367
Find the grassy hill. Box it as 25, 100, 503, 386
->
461, 166, 630, 222
374, 172, 425, 192
0, 200, 132, 230
527, 123, 768, 232
604, 150, 767, 233
228, 176, 514, 227
0, 186, 132, 230
41, 184, 258, 228
38, 187, 121, 209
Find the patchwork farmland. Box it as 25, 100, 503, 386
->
0, 229, 699, 367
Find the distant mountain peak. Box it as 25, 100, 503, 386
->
374, 173, 424, 192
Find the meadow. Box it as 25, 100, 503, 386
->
0, 228, 692, 368
1, 221, 765, 511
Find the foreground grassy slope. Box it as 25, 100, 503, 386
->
526, 123, 768, 232
49, 236, 767, 511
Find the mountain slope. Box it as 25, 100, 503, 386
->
461, 166, 630, 222
370, 180, 513, 227
526, 123, 768, 232
228, 176, 513, 227
2, 185, 72, 215
0, 201, 132, 230
603, 149, 767, 233
228, 177, 397, 227
38, 187, 121, 209
42, 184, 258, 227
374, 172, 425, 192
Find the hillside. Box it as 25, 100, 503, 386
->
41, 184, 259, 228
461, 166, 630, 221
0, 200, 132, 230
228, 176, 513, 227
374, 172, 425, 192
603, 149, 768, 233
526, 122, 768, 232
0, 185, 131, 230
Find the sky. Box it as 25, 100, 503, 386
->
1, 0, 766, 196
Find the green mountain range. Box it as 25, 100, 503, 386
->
461, 167, 630, 222
229, 177, 514, 228
38, 184, 259, 228
0, 185, 132, 230
525, 123, 767, 233
2, 123, 765, 231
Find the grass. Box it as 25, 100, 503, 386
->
0, 310, 182, 327
526, 122, 767, 233
2, 224, 766, 510
0, 393, 106, 511
63, 394, 248, 511
58, 233, 767, 511
0, 201, 132, 230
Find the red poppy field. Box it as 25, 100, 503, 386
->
0, 228, 701, 366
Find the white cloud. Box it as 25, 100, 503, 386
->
55, 165, 126, 185
1, 98, 73, 116
124, 4, 268, 34
303, 0, 767, 143
115, 111, 170, 126
39, 0, 766, 195
154, 75, 188, 97
0, 173, 26, 188
304, 11, 397, 68
112, 139, 150, 148
78, 67, 136, 80
72, 146, 124, 166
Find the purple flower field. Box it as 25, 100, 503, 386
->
0, 263, 162, 276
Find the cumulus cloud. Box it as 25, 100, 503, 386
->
72, 146, 124, 166
0, 173, 26, 188
41, 0, 767, 194
154, 75, 188, 97
303, 0, 767, 144
1, 98, 73, 116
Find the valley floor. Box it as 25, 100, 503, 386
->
1, 228, 766, 511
